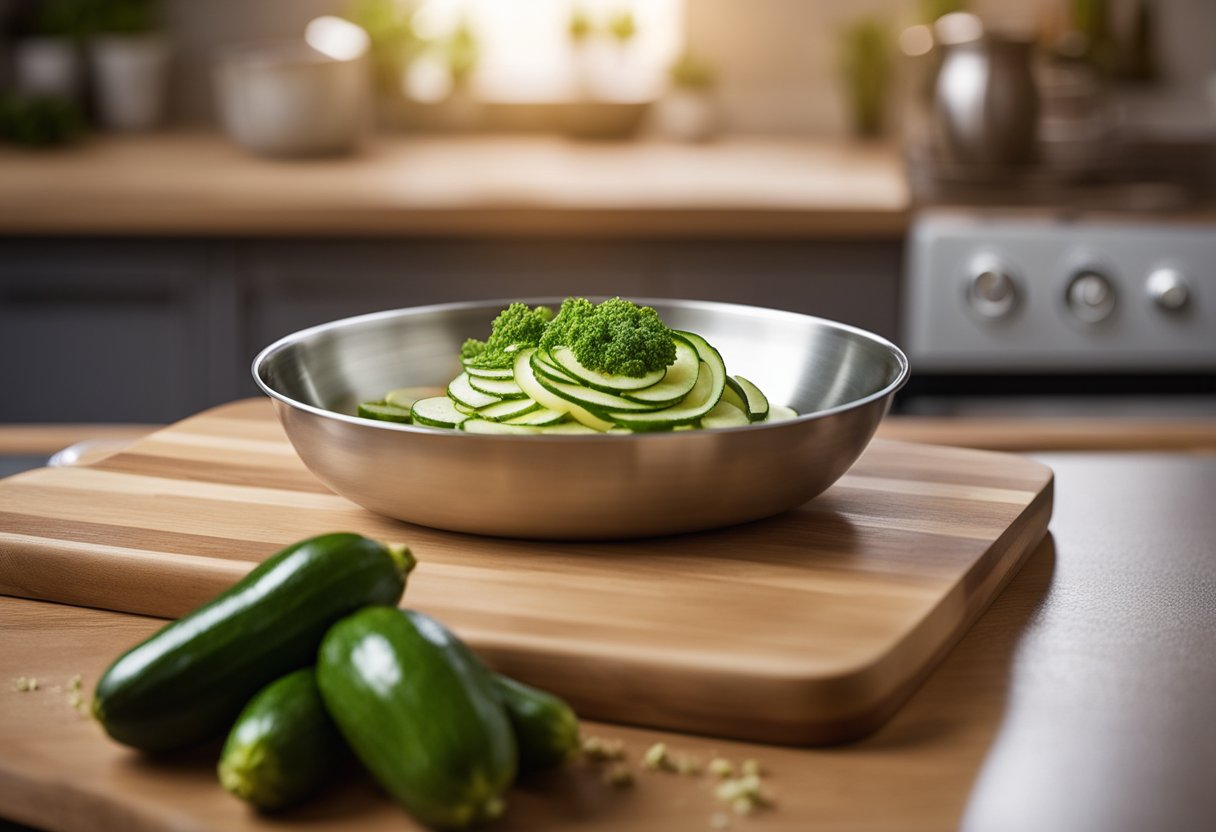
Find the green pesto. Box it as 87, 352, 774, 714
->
541, 297, 675, 378
466, 303, 554, 369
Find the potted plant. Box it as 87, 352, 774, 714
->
11, 0, 91, 103
655, 52, 719, 142
839, 18, 892, 138
87, 0, 170, 131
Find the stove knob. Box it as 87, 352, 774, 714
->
967, 268, 1018, 319
1066, 270, 1116, 323
1146, 268, 1190, 312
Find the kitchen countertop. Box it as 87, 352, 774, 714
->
5, 416, 1216, 461
1, 450, 1213, 831
0, 133, 909, 239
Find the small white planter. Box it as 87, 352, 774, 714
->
90, 34, 171, 131
654, 89, 718, 142
13, 36, 82, 101
214, 41, 371, 158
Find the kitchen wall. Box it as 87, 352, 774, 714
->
164, 0, 1216, 133
687, 0, 1216, 134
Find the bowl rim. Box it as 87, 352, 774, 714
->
251, 296, 910, 441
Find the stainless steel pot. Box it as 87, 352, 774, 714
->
932, 35, 1039, 169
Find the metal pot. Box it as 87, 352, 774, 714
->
931, 35, 1039, 169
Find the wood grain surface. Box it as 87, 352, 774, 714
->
0, 134, 908, 238
0, 400, 1052, 745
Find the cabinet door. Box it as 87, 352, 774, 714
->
0, 241, 212, 423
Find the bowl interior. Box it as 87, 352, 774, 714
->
257, 299, 907, 421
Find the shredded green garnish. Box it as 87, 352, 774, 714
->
541, 297, 676, 377
464, 303, 554, 369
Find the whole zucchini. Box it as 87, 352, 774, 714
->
218, 668, 346, 811
493, 674, 580, 773
317, 607, 516, 829
93, 533, 414, 752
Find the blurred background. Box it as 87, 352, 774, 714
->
1, 0, 1214, 424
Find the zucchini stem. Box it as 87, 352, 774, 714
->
384, 543, 417, 578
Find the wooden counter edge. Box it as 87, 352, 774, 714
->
3, 416, 1216, 457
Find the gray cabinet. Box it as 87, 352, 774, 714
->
240, 240, 665, 349
0, 237, 901, 423
0, 241, 230, 423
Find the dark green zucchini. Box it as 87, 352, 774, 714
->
492, 674, 579, 773
93, 533, 414, 752
317, 607, 516, 829
218, 668, 346, 811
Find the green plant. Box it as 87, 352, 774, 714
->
0, 95, 87, 146
88, 0, 161, 34
839, 18, 892, 138
568, 7, 592, 42
445, 20, 478, 87
30, 0, 94, 37
346, 0, 421, 92
607, 9, 637, 43
669, 53, 716, 90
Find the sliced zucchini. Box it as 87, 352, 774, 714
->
700, 400, 750, 429
463, 363, 514, 380
764, 404, 799, 423
504, 407, 567, 426
477, 398, 541, 422
513, 349, 614, 432
357, 402, 411, 423
411, 396, 470, 428
530, 351, 579, 384
619, 336, 700, 405
385, 386, 442, 410
532, 357, 666, 414
461, 419, 541, 435
721, 376, 748, 412
538, 422, 602, 434
733, 375, 770, 422
604, 357, 723, 430
448, 373, 501, 410
466, 375, 527, 399
549, 346, 667, 392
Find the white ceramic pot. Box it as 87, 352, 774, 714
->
13, 36, 82, 101
214, 42, 371, 158
654, 89, 719, 142
90, 34, 171, 131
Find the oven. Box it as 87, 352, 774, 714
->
897, 210, 1216, 418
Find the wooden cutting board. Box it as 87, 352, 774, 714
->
0, 400, 1052, 745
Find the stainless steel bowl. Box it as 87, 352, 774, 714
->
253, 298, 909, 539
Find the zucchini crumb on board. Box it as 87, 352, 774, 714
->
642, 742, 702, 775
12, 674, 90, 714
714, 773, 774, 815
604, 763, 635, 788
581, 735, 627, 762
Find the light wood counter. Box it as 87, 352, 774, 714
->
2, 452, 1214, 830
0, 133, 908, 239
5, 415, 1216, 459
